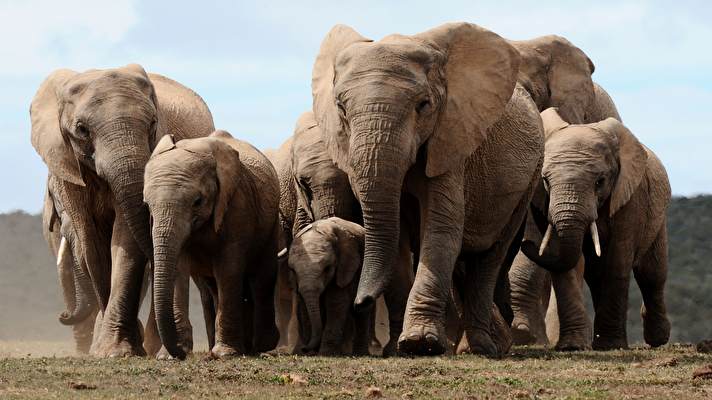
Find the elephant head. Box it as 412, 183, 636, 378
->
312, 23, 520, 308
288, 217, 365, 354
292, 112, 358, 229
144, 130, 242, 359
31, 65, 160, 301
510, 35, 595, 123
521, 108, 648, 272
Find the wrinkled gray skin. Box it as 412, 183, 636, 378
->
42, 176, 97, 353
144, 131, 280, 359
312, 23, 544, 356
520, 109, 671, 350
30, 64, 214, 357
290, 111, 410, 356
288, 217, 371, 355
506, 35, 623, 349
266, 136, 300, 350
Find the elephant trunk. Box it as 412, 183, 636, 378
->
351, 126, 407, 311
98, 120, 153, 258
300, 290, 323, 353
151, 205, 189, 360
58, 236, 97, 325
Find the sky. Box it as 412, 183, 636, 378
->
1, 0, 710, 212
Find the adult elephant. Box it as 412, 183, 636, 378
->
520, 109, 671, 350
506, 35, 623, 348
30, 64, 214, 357
312, 23, 544, 356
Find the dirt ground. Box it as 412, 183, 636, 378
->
1, 341, 711, 399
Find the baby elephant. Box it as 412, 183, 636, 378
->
522, 108, 671, 350
288, 217, 371, 356
144, 130, 280, 359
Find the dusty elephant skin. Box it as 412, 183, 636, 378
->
30, 64, 214, 357
287, 217, 372, 356
506, 34, 622, 350
520, 108, 671, 351
144, 131, 281, 360
311, 23, 544, 356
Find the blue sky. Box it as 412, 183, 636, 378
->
1, 0, 710, 212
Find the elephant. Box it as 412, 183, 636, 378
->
290, 111, 410, 356
42, 176, 98, 353
506, 35, 624, 347
30, 64, 214, 357
143, 130, 281, 359
311, 22, 544, 356
287, 217, 372, 355
519, 108, 671, 350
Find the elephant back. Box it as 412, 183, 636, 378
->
149, 73, 215, 144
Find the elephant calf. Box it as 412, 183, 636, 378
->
144, 130, 281, 359
287, 217, 372, 356
521, 108, 671, 350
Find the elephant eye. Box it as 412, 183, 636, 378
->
335, 99, 347, 117
192, 195, 204, 208
416, 98, 431, 114
595, 177, 605, 189
542, 177, 550, 192
75, 122, 90, 138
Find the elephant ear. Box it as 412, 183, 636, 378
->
331, 217, 365, 288
152, 134, 176, 156
415, 22, 520, 177
546, 36, 595, 124
209, 132, 241, 232
30, 69, 85, 186
311, 25, 371, 171
540, 107, 570, 139
596, 118, 648, 217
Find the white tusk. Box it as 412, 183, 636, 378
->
590, 221, 601, 257
277, 247, 288, 258
57, 237, 67, 267
539, 224, 553, 256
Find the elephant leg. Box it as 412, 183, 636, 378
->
92, 217, 147, 358
551, 257, 591, 351
399, 170, 465, 356
248, 254, 279, 354
352, 308, 372, 356
143, 298, 161, 357
591, 255, 632, 351
634, 227, 670, 348
510, 252, 550, 345
212, 259, 247, 358
495, 222, 525, 327
195, 276, 217, 351
383, 218, 414, 357
320, 286, 352, 356
73, 309, 98, 354
275, 260, 293, 349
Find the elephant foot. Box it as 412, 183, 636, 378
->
592, 336, 628, 351
555, 333, 591, 351
697, 340, 712, 353
511, 322, 537, 346
642, 311, 670, 348
211, 342, 243, 359
92, 337, 146, 358
252, 325, 280, 353
382, 338, 398, 357
398, 321, 447, 356
462, 328, 499, 358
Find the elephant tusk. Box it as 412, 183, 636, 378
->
277, 247, 288, 259
57, 236, 67, 267
539, 224, 553, 257
590, 221, 601, 257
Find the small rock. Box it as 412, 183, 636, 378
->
68, 381, 96, 390
692, 365, 712, 380
366, 386, 383, 398
281, 373, 308, 385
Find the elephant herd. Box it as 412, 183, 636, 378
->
31, 22, 673, 360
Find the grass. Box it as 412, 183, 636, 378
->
0, 342, 710, 399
